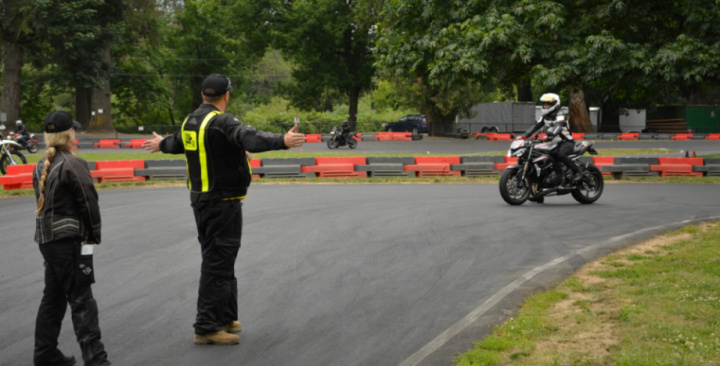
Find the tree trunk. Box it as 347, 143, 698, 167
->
91, 81, 114, 132
516, 77, 533, 102
1, 40, 23, 128
568, 87, 594, 133
76, 87, 92, 129
425, 109, 455, 136
347, 86, 360, 131
90, 48, 114, 132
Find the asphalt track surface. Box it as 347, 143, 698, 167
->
1, 139, 720, 366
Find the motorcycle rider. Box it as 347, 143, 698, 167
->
14, 120, 30, 148
521, 93, 583, 183
341, 120, 351, 144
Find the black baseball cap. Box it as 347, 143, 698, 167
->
202, 74, 233, 97
44, 111, 82, 133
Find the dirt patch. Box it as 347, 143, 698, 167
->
532, 224, 715, 362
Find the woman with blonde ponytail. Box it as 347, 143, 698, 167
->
31, 111, 111, 366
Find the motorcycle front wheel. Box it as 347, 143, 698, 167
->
348, 138, 357, 149
499, 167, 530, 205
27, 141, 39, 153
327, 139, 338, 149
0, 151, 27, 175
571, 164, 604, 204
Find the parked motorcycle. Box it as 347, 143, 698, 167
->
327, 125, 358, 149
8, 133, 40, 153
0, 140, 28, 175
499, 136, 604, 205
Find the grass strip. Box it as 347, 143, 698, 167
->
455, 221, 720, 366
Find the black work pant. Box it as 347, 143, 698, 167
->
35, 239, 110, 366
192, 199, 242, 335
555, 140, 580, 174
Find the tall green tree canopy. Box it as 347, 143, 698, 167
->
267, 0, 383, 128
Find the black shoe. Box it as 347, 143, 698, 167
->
42, 355, 76, 366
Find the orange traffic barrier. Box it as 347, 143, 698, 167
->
617, 132, 639, 140
404, 156, 461, 177
0, 164, 35, 190
593, 156, 615, 177
301, 157, 367, 178
91, 160, 146, 183
649, 157, 704, 177
305, 134, 322, 143
671, 133, 693, 141
706, 134, 720, 140
93, 139, 122, 149
494, 156, 519, 171
124, 139, 150, 149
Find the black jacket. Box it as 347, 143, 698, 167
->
33, 150, 101, 244
160, 104, 288, 206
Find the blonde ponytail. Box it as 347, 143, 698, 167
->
35, 131, 72, 214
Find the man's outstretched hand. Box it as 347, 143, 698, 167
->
284, 125, 305, 148
142, 132, 164, 153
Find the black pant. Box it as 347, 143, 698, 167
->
35, 239, 110, 366
192, 199, 242, 335
555, 140, 580, 174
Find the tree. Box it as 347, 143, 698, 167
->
1, 0, 38, 126
267, 0, 383, 130
35, 0, 125, 131
166, 0, 269, 113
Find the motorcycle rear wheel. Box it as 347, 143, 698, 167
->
0, 151, 27, 175
27, 141, 39, 154
571, 164, 604, 204
499, 167, 530, 205
348, 138, 357, 149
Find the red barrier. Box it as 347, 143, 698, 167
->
404, 156, 461, 177
671, 133, 693, 141
617, 132, 639, 140
494, 156, 518, 171
486, 133, 514, 141
376, 132, 412, 141
593, 157, 615, 177
706, 134, 720, 140
301, 157, 367, 178
305, 134, 322, 143
0, 164, 35, 190
249, 158, 261, 179
124, 139, 150, 149
92, 160, 146, 183
93, 139, 122, 149
573, 133, 585, 141
649, 157, 704, 177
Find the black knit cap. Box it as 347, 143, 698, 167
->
202, 74, 233, 97
44, 111, 81, 133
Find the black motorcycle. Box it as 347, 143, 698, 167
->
499, 136, 604, 205
9, 133, 40, 153
327, 125, 358, 149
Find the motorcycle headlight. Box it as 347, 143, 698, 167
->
506, 149, 512, 157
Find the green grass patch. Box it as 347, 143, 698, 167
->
454, 222, 720, 365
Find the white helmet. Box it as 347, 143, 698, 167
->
16, 120, 23, 126
539, 93, 561, 118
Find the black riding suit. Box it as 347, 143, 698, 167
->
32, 150, 109, 366
159, 103, 288, 335
15, 124, 29, 146
523, 112, 580, 178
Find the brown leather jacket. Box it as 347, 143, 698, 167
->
33, 150, 101, 244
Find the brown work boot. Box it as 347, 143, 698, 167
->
193, 331, 240, 345
222, 320, 242, 334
